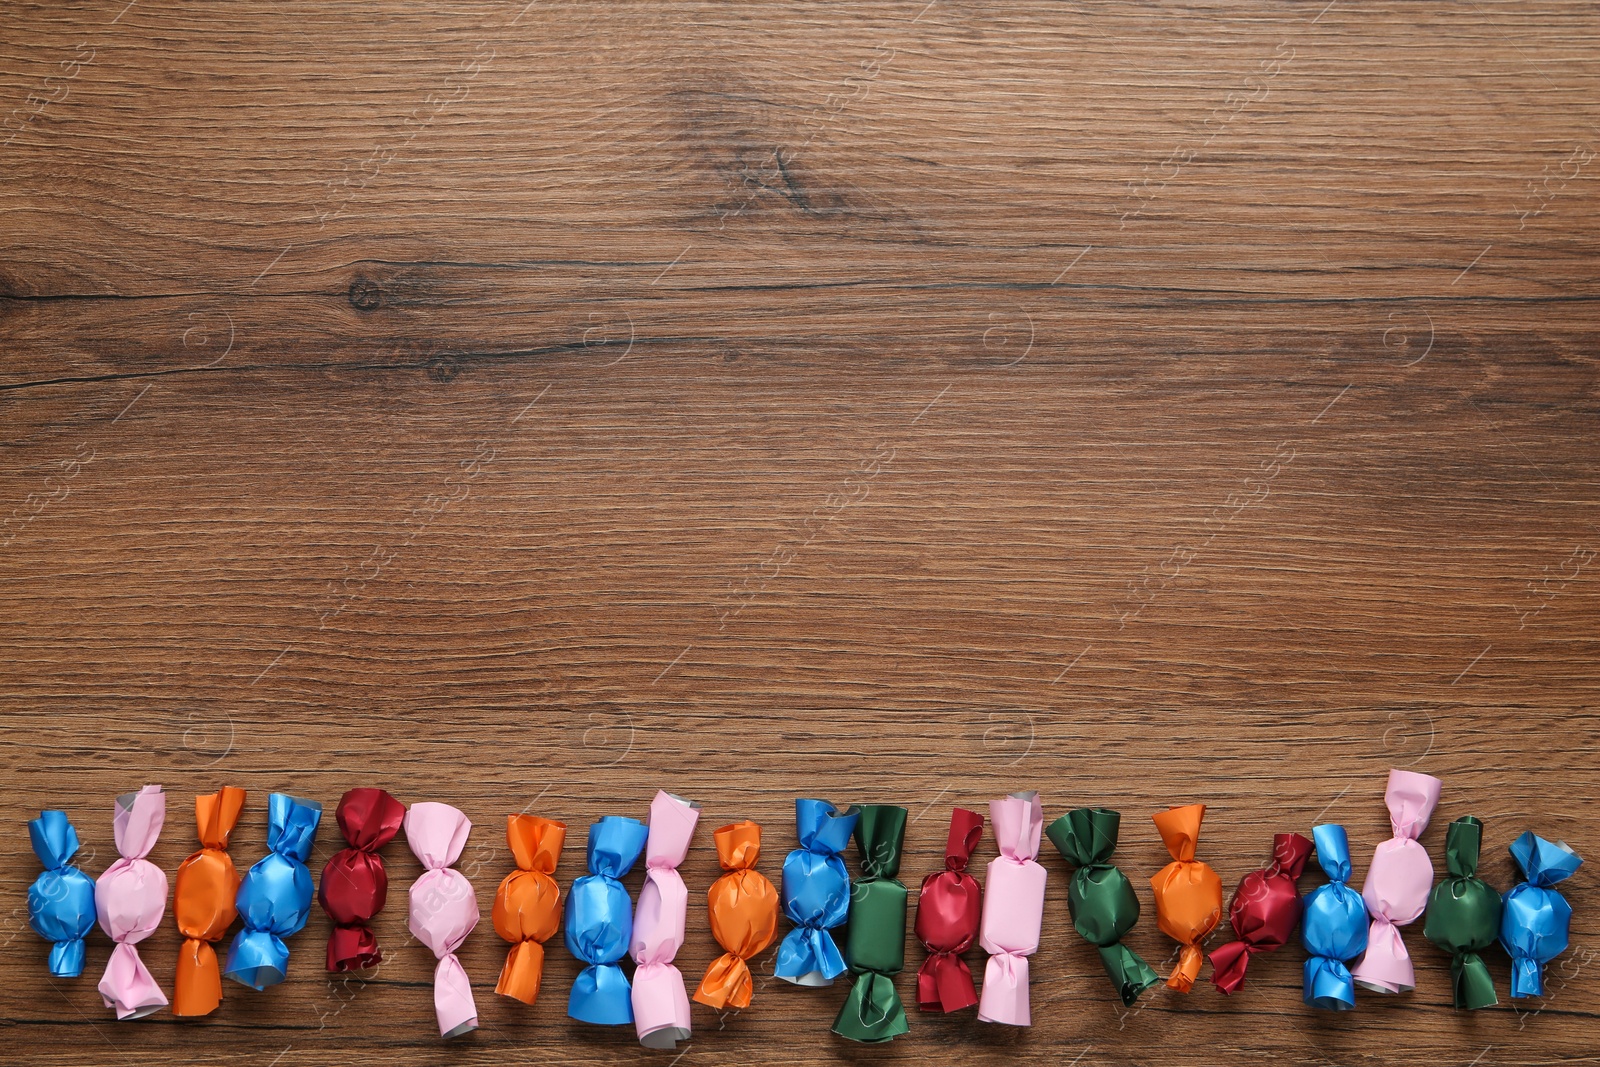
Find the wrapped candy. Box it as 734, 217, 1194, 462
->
1351, 769, 1442, 994
914, 807, 984, 1013
319, 787, 404, 972
405, 801, 479, 1039
1500, 831, 1583, 998
833, 804, 910, 1043
223, 793, 323, 989
173, 786, 246, 1016
631, 791, 701, 1049
976, 791, 1046, 1026
1423, 816, 1501, 1009
1301, 823, 1367, 1010
95, 785, 169, 1019
693, 820, 778, 1011
1208, 832, 1312, 995
775, 798, 861, 985
1149, 803, 1223, 993
1045, 807, 1160, 1007
492, 814, 567, 1005
566, 814, 649, 1024
28, 810, 97, 978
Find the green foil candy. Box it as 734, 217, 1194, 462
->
832, 805, 910, 1043
1423, 815, 1502, 1009
1046, 807, 1161, 1007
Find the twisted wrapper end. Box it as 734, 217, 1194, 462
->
433, 953, 479, 1039
1208, 938, 1255, 995
1099, 943, 1161, 1006
223, 928, 290, 990
693, 952, 753, 1010
1451, 950, 1498, 1010
1352, 915, 1415, 994
326, 924, 381, 972
48, 937, 88, 979
174, 938, 223, 1017
916, 950, 978, 1013
976, 951, 1031, 1026
775, 925, 847, 985
833, 971, 910, 1043
1304, 955, 1357, 1011
568, 961, 636, 1025
99, 941, 168, 1019
496, 939, 547, 1004
633, 961, 692, 1049
1510, 955, 1545, 999
1168, 942, 1204, 992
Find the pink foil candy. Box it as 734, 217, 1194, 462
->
405, 802, 480, 1038
95, 785, 170, 1019
976, 791, 1046, 1026
1351, 769, 1442, 994
630, 791, 701, 1049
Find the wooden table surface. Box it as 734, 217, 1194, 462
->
2, 1, 1596, 1064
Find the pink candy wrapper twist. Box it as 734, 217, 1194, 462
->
976, 791, 1046, 1026
630, 791, 701, 1049
95, 785, 170, 1019
405, 802, 480, 1038
1351, 769, 1442, 994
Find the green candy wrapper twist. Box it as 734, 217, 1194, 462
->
1423, 816, 1502, 1010
832, 805, 910, 1043
1046, 807, 1161, 1007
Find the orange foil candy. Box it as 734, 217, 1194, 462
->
693, 821, 779, 1011
173, 786, 246, 1016
1150, 804, 1223, 993
492, 814, 567, 1005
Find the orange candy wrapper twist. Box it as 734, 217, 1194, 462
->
694, 821, 779, 1011
173, 786, 246, 1016
1150, 804, 1224, 993
492, 814, 567, 1005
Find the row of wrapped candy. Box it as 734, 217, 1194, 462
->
25, 771, 1582, 1045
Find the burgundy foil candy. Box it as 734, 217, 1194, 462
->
914, 807, 984, 1013
318, 788, 406, 971
1208, 832, 1313, 994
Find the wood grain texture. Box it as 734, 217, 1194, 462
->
2, 0, 1597, 1063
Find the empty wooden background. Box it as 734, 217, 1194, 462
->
2, 1, 1596, 1064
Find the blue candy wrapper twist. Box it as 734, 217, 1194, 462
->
223, 793, 322, 989
1501, 831, 1582, 998
775, 798, 861, 985
565, 815, 649, 1025
1301, 823, 1368, 1010
28, 810, 98, 978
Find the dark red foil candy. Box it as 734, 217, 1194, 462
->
913, 807, 984, 1012
1208, 831, 1313, 994
318, 788, 405, 971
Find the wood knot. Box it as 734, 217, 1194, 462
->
348, 278, 383, 311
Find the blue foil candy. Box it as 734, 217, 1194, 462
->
565, 815, 649, 1025
775, 798, 860, 985
1501, 831, 1582, 998
1301, 823, 1368, 1010
28, 810, 98, 978
222, 793, 322, 989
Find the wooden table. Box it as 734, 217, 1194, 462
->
3, 2, 1595, 1063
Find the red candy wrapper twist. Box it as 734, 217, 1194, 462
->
318, 788, 405, 971
1209, 832, 1313, 994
